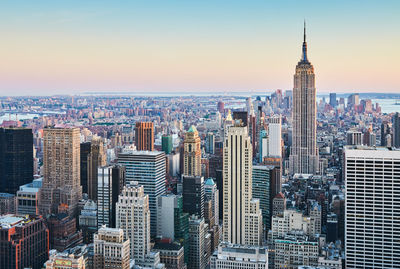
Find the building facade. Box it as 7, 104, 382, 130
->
135, 121, 154, 151
183, 126, 202, 177
289, 24, 319, 175
345, 146, 400, 268
40, 127, 82, 217
0, 128, 33, 194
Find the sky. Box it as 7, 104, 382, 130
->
0, 0, 399, 95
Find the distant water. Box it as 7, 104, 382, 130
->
0, 113, 39, 124
371, 99, 400, 114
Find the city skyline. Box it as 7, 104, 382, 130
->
0, 1, 399, 95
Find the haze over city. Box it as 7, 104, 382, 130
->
1, 0, 399, 95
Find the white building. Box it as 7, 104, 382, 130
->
345, 146, 400, 269
223, 126, 262, 246
116, 182, 151, 263
157, 194, 179, 239
268, 115, 282, 157
274, 233, 319, 269
270, 209, 318, 240
204, 178, 219, 225
210, 243, 268, 269
94, 226, 130, 269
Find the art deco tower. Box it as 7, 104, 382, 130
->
183, 125, 201, 177
289, 23, 319, 175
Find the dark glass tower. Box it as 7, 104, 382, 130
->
0, 128, 33, 194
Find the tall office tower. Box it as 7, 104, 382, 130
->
87, 137, 106, 201
223, 126, 262, 246
80, 141, 91, 194
40, 127, 82, 217
162, 135, 173, 154
118, 150, 166, 236
0, 215, 49, 269
204, 178, 219, 225
182, 176, 205, 218
94, 226, 130, 269
289, 23, 319, 175
217, 101, 225, 114
381, 121, 391, 146
116, 183, 151, 262
0, 128, 33, 194
97, 165, 126, 228
205, 132, 215, 154
393, 112, 400, 148
268, 115, 282, 157
252, 165, 271, 229
183, 126, 201, 177
210, 243, 268, 269
345, 146, 400, 268
329, 93, 337, 108
135, 122, 154, 151
188, 215, 207, 269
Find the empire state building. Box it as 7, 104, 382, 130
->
289, 23, 319, 175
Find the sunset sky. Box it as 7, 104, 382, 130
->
0, 0, 399, 95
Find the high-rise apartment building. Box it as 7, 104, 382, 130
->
289, 24, 319, 175
182, 175, 204, 218
40, 127, 82, 217
116, 182, 151, 262
118, 150, 166, 236
0, 128, 33, 194
183, 125, 201, 176
97, 165, 125, 228
345, 146, 400, 268
223, 126, 262, 246
135, 122, 154, 151
94, 226, 130, 269
393, 112, 400, 148
0, 215, 49, 269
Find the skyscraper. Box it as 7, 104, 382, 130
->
182, 176, 205, 218
345, 146, 400, 268
204, 178, 219, 225
183, 125, 201, 177
80, 142, 91, 194
162, 135, 173, 154
393, 112, 400, 148
116, 182, 151, 263
97, 165, 126, 228
289, 23, 319, 175
87, 136, 106, 201
252, 165, 271, 229
268, 115, 282, 157
40, 127, 82, 217
135, 122, 154, 151
117, 150, 166, 236
205, 132, 215, 154
0, 128, 33, 194
222, 126, 262, 246
329, 93, 337, 108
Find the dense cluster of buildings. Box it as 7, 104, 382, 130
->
0, 26, 400, 269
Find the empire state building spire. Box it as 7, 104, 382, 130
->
302, 20, 308, 63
